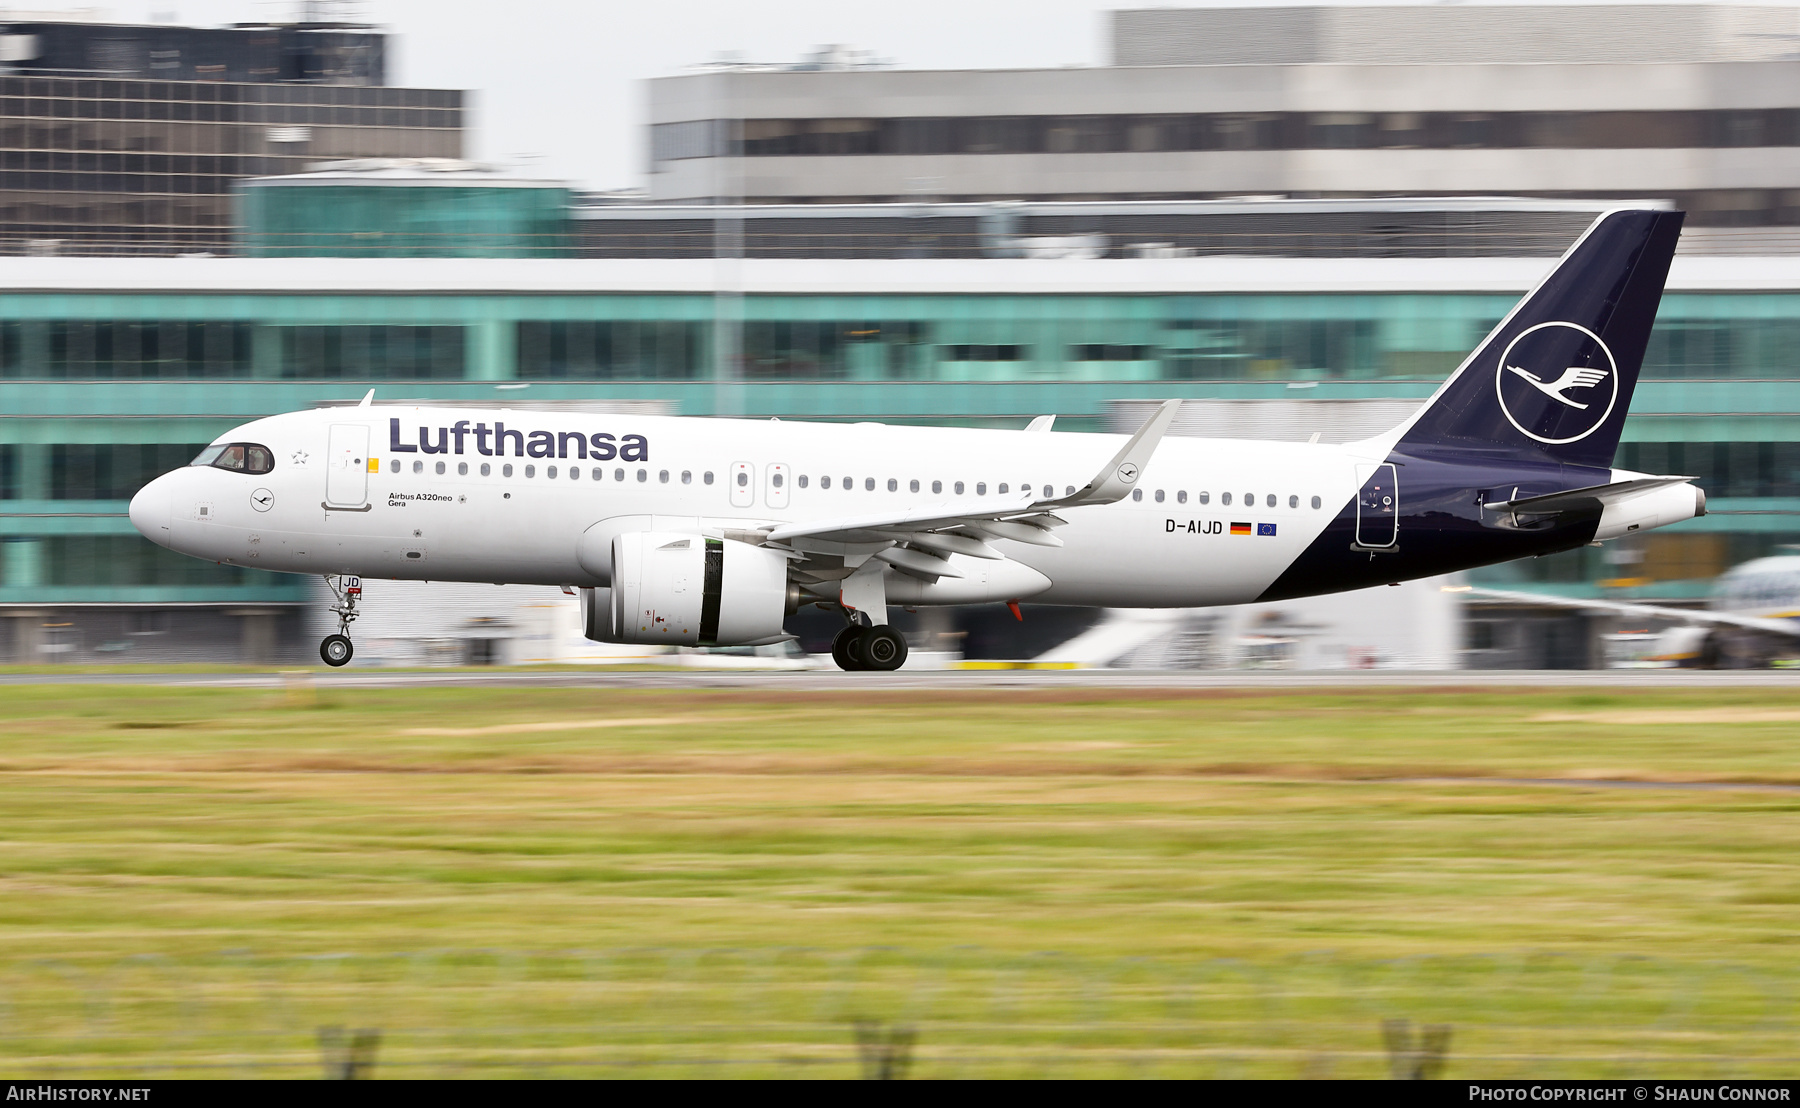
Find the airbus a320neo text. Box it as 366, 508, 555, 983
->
129, 209, 1703, 671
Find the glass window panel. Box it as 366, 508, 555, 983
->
278, 325, 465, 379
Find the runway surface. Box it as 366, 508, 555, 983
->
4, 667, 1800, 689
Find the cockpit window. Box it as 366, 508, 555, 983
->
195, 442, 274, 475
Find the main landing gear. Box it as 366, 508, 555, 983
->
830, 614, 909, 672
320, 574, 362, 667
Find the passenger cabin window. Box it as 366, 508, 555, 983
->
933, 480, 943, 494
1132, 488, 1142, 502
1311, 496, 1323, 509
1155, 489, 1165, 503
1289, 495, 1298, 508
195, 443, 274, 475
798, 475, 809, 488
1177, 491, 1187, 504
704, 471, 715, 485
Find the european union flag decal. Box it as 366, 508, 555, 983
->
1257, 523, 1278, 537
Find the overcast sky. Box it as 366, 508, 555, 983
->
77, 0, 1767, 191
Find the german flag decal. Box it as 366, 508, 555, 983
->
1230, 522, 1252, 535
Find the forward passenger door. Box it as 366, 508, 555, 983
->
326, 424, 370, 508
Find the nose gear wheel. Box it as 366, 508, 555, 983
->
319, 574, 362, 668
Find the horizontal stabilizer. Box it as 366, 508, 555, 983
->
1494, 476, 1697, 515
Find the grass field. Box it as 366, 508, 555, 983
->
3, 681, 1800, 1077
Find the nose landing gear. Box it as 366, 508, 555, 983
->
320, 574, 362, 667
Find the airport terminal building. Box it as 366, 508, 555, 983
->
650, 4, 1800, 228
6, 4, 1800, 667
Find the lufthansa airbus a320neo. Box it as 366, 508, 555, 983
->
128, 209, 1703, 671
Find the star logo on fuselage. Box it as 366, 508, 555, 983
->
290, 450, 310, 467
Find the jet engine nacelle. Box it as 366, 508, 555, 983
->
587, 531, 793, 647
1594, 483, 1706, 542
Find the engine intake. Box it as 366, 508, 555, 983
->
587, 531, 791, 647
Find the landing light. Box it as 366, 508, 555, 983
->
1440, 585, 1473, 593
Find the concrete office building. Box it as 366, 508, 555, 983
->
0, 15, 463, 253
647, 4, 1800, 226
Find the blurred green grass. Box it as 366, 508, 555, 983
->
3, 682, 1800, 1077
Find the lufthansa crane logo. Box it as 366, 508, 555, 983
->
1494, 321, 1618, 445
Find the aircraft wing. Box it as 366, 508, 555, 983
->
760, 400, 1182, 580
1464, 587, 1800, 637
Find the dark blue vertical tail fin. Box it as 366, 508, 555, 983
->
1394, 208, 1684, 470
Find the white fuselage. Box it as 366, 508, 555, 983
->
130, 406, 1374, 608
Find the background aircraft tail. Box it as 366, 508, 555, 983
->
1392, 208, 1685, 471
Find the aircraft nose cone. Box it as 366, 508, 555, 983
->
129, 474, 175, 548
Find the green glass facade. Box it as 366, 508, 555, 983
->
238, 183, 572, 258
3, 282, 1798, 609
